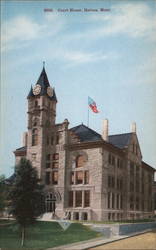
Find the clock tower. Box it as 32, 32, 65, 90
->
26, 66, 57, 179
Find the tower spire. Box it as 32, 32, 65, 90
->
43, 61, 45, 68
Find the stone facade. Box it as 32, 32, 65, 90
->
14, 67, 155, 221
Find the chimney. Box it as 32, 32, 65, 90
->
131, 122, 136, 133
102, 119, 109, 141
22, 132, 28, 146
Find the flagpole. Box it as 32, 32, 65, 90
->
87, 105, 89, 127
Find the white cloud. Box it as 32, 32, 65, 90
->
63, 50, 107, 64
1, 16, 41, 51
1, 13, 65, 52
87, 2, 156, 41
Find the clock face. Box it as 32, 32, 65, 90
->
47, 86, 53, 97
33, 84, 41, 95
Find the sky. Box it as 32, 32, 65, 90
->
1, 0, 156, 177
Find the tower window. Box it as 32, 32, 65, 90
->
32, 153, 36, 161
56, 133, 60, 144
32, 128, 38, 146
33, 118, 39, 127
53, 153, 59, 160
35, 100, 38, 107
52, 162, 59, 169
51, 134, 54, 145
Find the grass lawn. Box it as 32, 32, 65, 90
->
0, 220, 101, 249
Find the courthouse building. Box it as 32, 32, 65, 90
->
14, 67, 155, 221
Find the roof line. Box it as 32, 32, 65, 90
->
109, 132, 133, 137
70, 124, 102, 138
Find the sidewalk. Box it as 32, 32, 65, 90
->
46, 229, 152, 250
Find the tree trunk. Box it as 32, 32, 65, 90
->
21, 226, 25, 247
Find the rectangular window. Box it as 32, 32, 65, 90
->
51, 135, 54, 145
117, 158, 123, 168
46, 163, 50, 169
46, 154, 51, 161
136, 181, 140, 192
108, 192, 111, 209
56, 133, 60, 144
120, 179, 123, 190
45, 172, 50, 185
136, 197, 139, 210
108, 176, 115, 188
108, 153, 115, 166
108, 153, 111, 164
117, 194, 119, 209
112, 156, 115, 166
142, 201, 144, 211
68, 191, 73, 207
130, 196, 134, 210
120, 195, 123, 209
130, 181, 134, 192
112, 193, 115, 209
32, 129, 38, 146
46, 136, 50, 145
70, 172, 74, 185
112, 176, 115, 188
108, 176, 111, 188
84, 171, 89, 184
117, 178, 119, 190
32, 153, 36, 161
53, 153, 59, 160
75, 191, 82, 207
52, 171, 58, 185
76, 171, 83, 184
84, 190, 90, 207
52, 162, 59, 169
108, 213, 111, 220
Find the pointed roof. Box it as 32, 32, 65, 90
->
27, 66, 57, 101
36, 66, 50, 89
27, 85, 34, 98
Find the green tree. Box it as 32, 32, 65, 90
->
0, 175, 7, 214
9, 158, 45, 246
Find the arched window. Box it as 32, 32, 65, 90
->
76, 155, 86, 168
32, 128, 38, 146
45, 193, 56, 212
